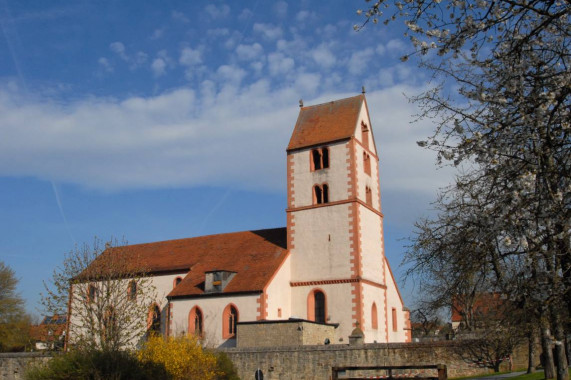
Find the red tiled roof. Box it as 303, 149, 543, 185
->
287, 94, 365, 151
30, 315, 67, 342
83, 228, 288, 298
451, 293, 505, 322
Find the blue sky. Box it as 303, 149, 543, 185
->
0, 0, 454, 315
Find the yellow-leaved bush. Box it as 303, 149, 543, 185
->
137, 335, 218, 380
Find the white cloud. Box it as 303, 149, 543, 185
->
273, 1, 288, 18
238, 8, 253, 21
171, 10, 189, 23
179, 47, 202, 66
0, 82, 452, 205
250, 61, 264, 74
109, 41, 127, 60
235, 43, 263, 61
221, 31, 243, 50
296, 10, 311, 22
131, 51, 148, 69
275, 36, 307, 56
253, 23, 283, 40
216, 65, 246, 85
207, 28, 229, 38
267, 52, 294, 76
315, 24, 337, 38
108, 43, 147, 70
151, 58, 166, 77
98, 57, 113, 72
311, 44, 336, 68
294, 73, 321, 96
204, 4, 230, 19
150, 28, 164, 40
347, 48, 375, 75
386, 39, 407, 55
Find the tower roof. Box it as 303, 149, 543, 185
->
287, 94, 365, 151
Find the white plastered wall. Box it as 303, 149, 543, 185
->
265, 254, 292, 319
354, 144, 381, 211
361, 283, 387, 343
290, 141, 350, 208
68, 272, 184, 348
384, 260, 408, 342
359, 206, 385, 284
290, 204, 352, 281
353, 103, 378, 156
170, 293, 259, 348
291, 283, 354, 344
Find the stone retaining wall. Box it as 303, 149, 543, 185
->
224, 341, 530, 380
0, 353, 53, 380
1, 341, 533, 380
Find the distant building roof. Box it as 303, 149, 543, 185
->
287, 94, 365, 151
451, 293, 505, 323
30, 315, 67, 344
82, 228, 288, 299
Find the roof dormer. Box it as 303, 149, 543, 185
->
204, 270, 236, 293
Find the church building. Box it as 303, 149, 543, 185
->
68, 94, 412, 347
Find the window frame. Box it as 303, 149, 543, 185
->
363, 151, 371, 175
188, 306, 204, 337
310, 147, 330, 171
361, 122, 369, 150
222, 304, 239, 339
127, 280, 137, 301
307, 288, 327, 324
313, 183, 330, 205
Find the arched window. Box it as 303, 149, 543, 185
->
363, 152, 371, 175
372, 303, 378, 330
148, 304, 161, 335
307, 289, 327, 324
188, 306, 203, 337
127, 280, 137, 301
362, 122, 369, 149
103, 306, 116, 340
311, 149, 322, 170
365, 186, 372, 207
310, 147, 330, 171
174, 277, 182, 288
392, 307, 398, 332
322, 184, 329, 203
87, 284, 97, 303
314, 185, 323, 204
313, 184, 329, 205
322, 147, 329, 168
222, 304, 239, 339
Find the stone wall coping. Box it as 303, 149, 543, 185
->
0, 352, 55, 358
222, 340, 465, 353
238, 318, 339, 327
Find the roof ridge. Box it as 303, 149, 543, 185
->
118, 226, 287, 249
300, 94, 363, 110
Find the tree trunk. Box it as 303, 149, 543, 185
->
541, 327, 555, 379
527, 329, 536, 373
553, 321, 569, 380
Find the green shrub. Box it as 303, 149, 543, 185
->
25, 349, 168, 380
214, 351, 240, 380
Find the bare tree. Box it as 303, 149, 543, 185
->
358, 1, 569, 378
42, 238, 156, 352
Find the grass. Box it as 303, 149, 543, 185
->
512, 372, 571, 380
452, 371, 571, 380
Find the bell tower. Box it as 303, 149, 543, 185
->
286, 94, 409, 343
